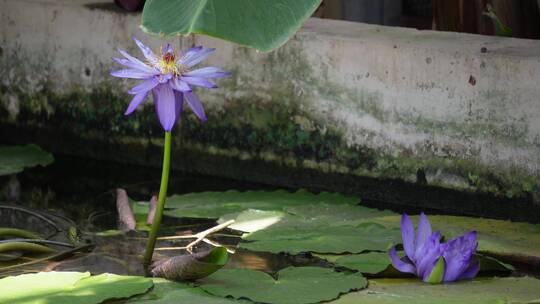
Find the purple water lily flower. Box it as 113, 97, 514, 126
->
111, 37, 230, 131
389, 213, 479, 283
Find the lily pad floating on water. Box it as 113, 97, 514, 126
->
329, 277, 540, 304
163, 190, 360, 220
241, 222, 400, 254
283, 203, 396, 227
199, 266, 367, 304
327, 252, 393, 275
0, 144, 54, 176
0, 271, 153, 304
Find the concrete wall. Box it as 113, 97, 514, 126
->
1, 0, 540, 220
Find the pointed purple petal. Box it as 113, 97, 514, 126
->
179, 46, 203, 62
184, 67, 231, 79
442, 231, 478, 282
133, 36, 158, 64
181, 47, 215, 68
389, 247, 416, 274
124, 91, 148, 115
110, 69, 155, 79
153, 84, 177, 131
170, 77, 192, 92
112, 57, 156, 74
416, 232, 442, 279
456, 260, 480, 281
184, 92, 207, 122
401, 214, 415, 261
118, 49, 156, 73
128, 77, 159, 95
182, 76, 217, 89
414, 212, 433, 260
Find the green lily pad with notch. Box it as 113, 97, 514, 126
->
199, 266, 367, 304
164, 190, 359, 220
370, 215, 540, 265
0, 272, 153, 304
141, 0, 322, 52
329, 277, 540, 304
128, 278, 243, 303
0, 144, 53, 176
241, 222, 400, 254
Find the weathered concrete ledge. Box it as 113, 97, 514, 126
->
1, 0, 540, 221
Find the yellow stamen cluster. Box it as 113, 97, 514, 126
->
155, 51, 189, 76
157, 59, 179, 75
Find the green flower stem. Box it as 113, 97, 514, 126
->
143, 131, 172, 268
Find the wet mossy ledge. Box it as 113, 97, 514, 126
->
1, 82, 539, 221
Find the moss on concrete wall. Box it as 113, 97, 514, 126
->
1, 77, 538, 203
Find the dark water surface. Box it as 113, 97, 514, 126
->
0, 155, 330, 277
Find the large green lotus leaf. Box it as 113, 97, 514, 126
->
241, 222, 400, 254
199, 267, 367, 304
0, 272, 153, 304
329, 277, 540, 304
164, 190, 359, 219
371, 215, 540, 263
128, 278, 241, 303
0, 144, 54, 176
141, 0, 322, 52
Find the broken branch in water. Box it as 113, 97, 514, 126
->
156, 237, 236, 254
177, 220, 234, 253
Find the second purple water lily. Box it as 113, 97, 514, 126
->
389, 213, 479, 283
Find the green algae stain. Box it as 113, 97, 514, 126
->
0, 83, 163, 139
